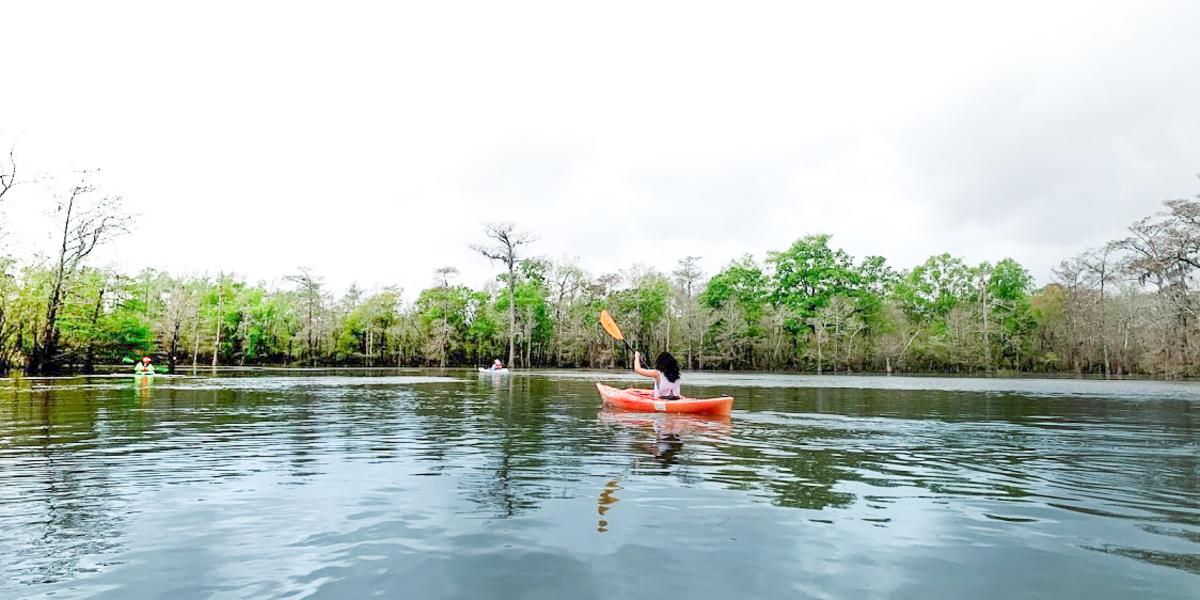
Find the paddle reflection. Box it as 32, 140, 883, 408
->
597, 479, 621, 533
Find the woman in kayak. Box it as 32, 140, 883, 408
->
632, 351, 681, 400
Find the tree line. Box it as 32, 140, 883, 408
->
2, 150, 1199, 377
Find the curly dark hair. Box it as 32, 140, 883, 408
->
655, 352, 681, 382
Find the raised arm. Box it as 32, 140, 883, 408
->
632, 351, 660, 380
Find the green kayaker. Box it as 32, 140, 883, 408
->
134, 356, 155, 376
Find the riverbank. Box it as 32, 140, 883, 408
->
5, 364, 1190, 383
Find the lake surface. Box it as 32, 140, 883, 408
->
1, 370, 1197, 599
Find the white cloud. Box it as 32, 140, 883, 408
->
2, 0, 1198, 296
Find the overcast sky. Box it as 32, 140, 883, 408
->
3, 0, 1199, 297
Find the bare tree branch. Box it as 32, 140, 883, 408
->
28, 170, 130, 373
472, 222, 536, 366
0, 145, 17, 203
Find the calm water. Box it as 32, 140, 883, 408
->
1, 370, 1197, 599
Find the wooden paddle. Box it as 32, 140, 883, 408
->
600, 310, 647, 369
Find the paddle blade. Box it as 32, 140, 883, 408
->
599, 310, 624, 341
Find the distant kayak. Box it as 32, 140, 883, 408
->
595, 383, 733, 416
478, 367, 510, 374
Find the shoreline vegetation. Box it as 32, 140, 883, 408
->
2, 154, 1200, 379
6, 365, 1191, 385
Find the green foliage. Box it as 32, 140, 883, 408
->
702, 256, 767, 315
416, 283, 471, 364
515, 281, 553, 343
9, 211, 1186, 376
465, 289, 502, 362
702, 256, 768, 356
894, 253, 973, 319
767, 234, 860, 330
0, 245, 1044, 373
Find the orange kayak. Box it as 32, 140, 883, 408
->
595, 383, 734, 416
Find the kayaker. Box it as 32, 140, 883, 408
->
134, 356, 155, 375
632, 351, 681, 400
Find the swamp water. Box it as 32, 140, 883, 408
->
0, 370, 1197, 599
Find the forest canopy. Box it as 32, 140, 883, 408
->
2, 150, 1199, 377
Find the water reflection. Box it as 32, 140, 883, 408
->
1, 387, 129, 586
592, 411, 733, 534
0, 371, 1196, 599
596, 479, 620, 533
137, 375, 151, 402
597, 410, 732, 473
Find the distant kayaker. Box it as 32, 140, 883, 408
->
632, 351, 681, 400
135, 356, 155, 375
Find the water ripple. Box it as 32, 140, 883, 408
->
0, 371, 1197, 599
